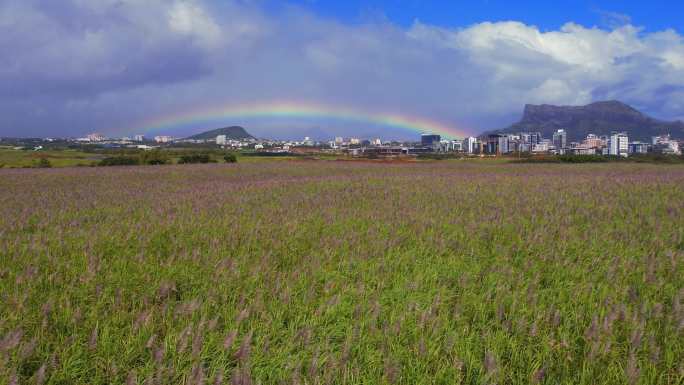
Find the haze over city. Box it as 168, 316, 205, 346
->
2, 0, 684, 139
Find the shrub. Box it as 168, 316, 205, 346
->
515, 155, 613, 164
34, 158, 52, 168
98, 157, 139, 167
145, 158, 167, 165
631, 154, 684, 164
241, 152, 296, 157
557, 155, 610, 163
224, 153, 238, 163
514, 154, 684, 164
178, 154, 213, 164
139, 150, 168, 165
416, 153, 463, 160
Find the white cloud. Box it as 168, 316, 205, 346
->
407, 20, 684, 117
168, 1, 221, 47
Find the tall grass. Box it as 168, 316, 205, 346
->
0, 162, 683, 384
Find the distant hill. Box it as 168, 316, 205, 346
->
185, 126, 254, 140
491, 101, 684, 142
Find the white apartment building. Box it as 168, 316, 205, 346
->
154, 135, 174, 143
532, 142, 549, 153
652, 135, 681, 155
87, 133, 106, 142
464, 137, 478, 154
609, 132, 629, 157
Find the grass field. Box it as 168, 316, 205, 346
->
0, 148, 100, 168
1, 161, 683, 384
0, 147, 301, 168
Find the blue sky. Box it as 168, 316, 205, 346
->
1, 0, 684, 139
276, 0, 683, 32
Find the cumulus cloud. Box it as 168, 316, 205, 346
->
1, 0, 683, 138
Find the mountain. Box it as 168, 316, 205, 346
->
185, 126, 254, 140
493, 101, 684, 142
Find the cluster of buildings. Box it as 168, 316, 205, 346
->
70, 132, 273, 150
329, 137, 383, 148
66, 133, 157, 150
78, 133, 147, 144
21, 129, 681, 158
264, 131, 683, 158
420, 131, 681, 157
60, 133, 184, 149
215, 136, 385, 152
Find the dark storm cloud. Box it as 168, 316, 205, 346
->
0, 0, 212, 100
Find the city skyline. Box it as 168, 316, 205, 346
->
17, 127, 678, 160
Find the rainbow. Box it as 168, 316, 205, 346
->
127, 101, 471, 139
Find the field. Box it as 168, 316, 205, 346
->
1, 161, 683, 384
0, 147, 301, 169
0, 148, 100, 168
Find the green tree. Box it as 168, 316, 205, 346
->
139, 150, 168, 165
99, 157, 139, 166
178, 154, 213, 164
223, 153, 238, 163
35, 158, 52, 168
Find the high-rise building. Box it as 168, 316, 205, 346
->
519, 132, 531, 144
484, 134, 509, 154
530, 132, 542, 145
216, 135, 227, 145
609, 132, 629, 157
498, 135, 510, 154
517, 132, 541, 152
134, 135, 145, 142
439, 140, 463, 152
464, 137, 478, 154
552, 129, 567, 150
421, 134, 441, 148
